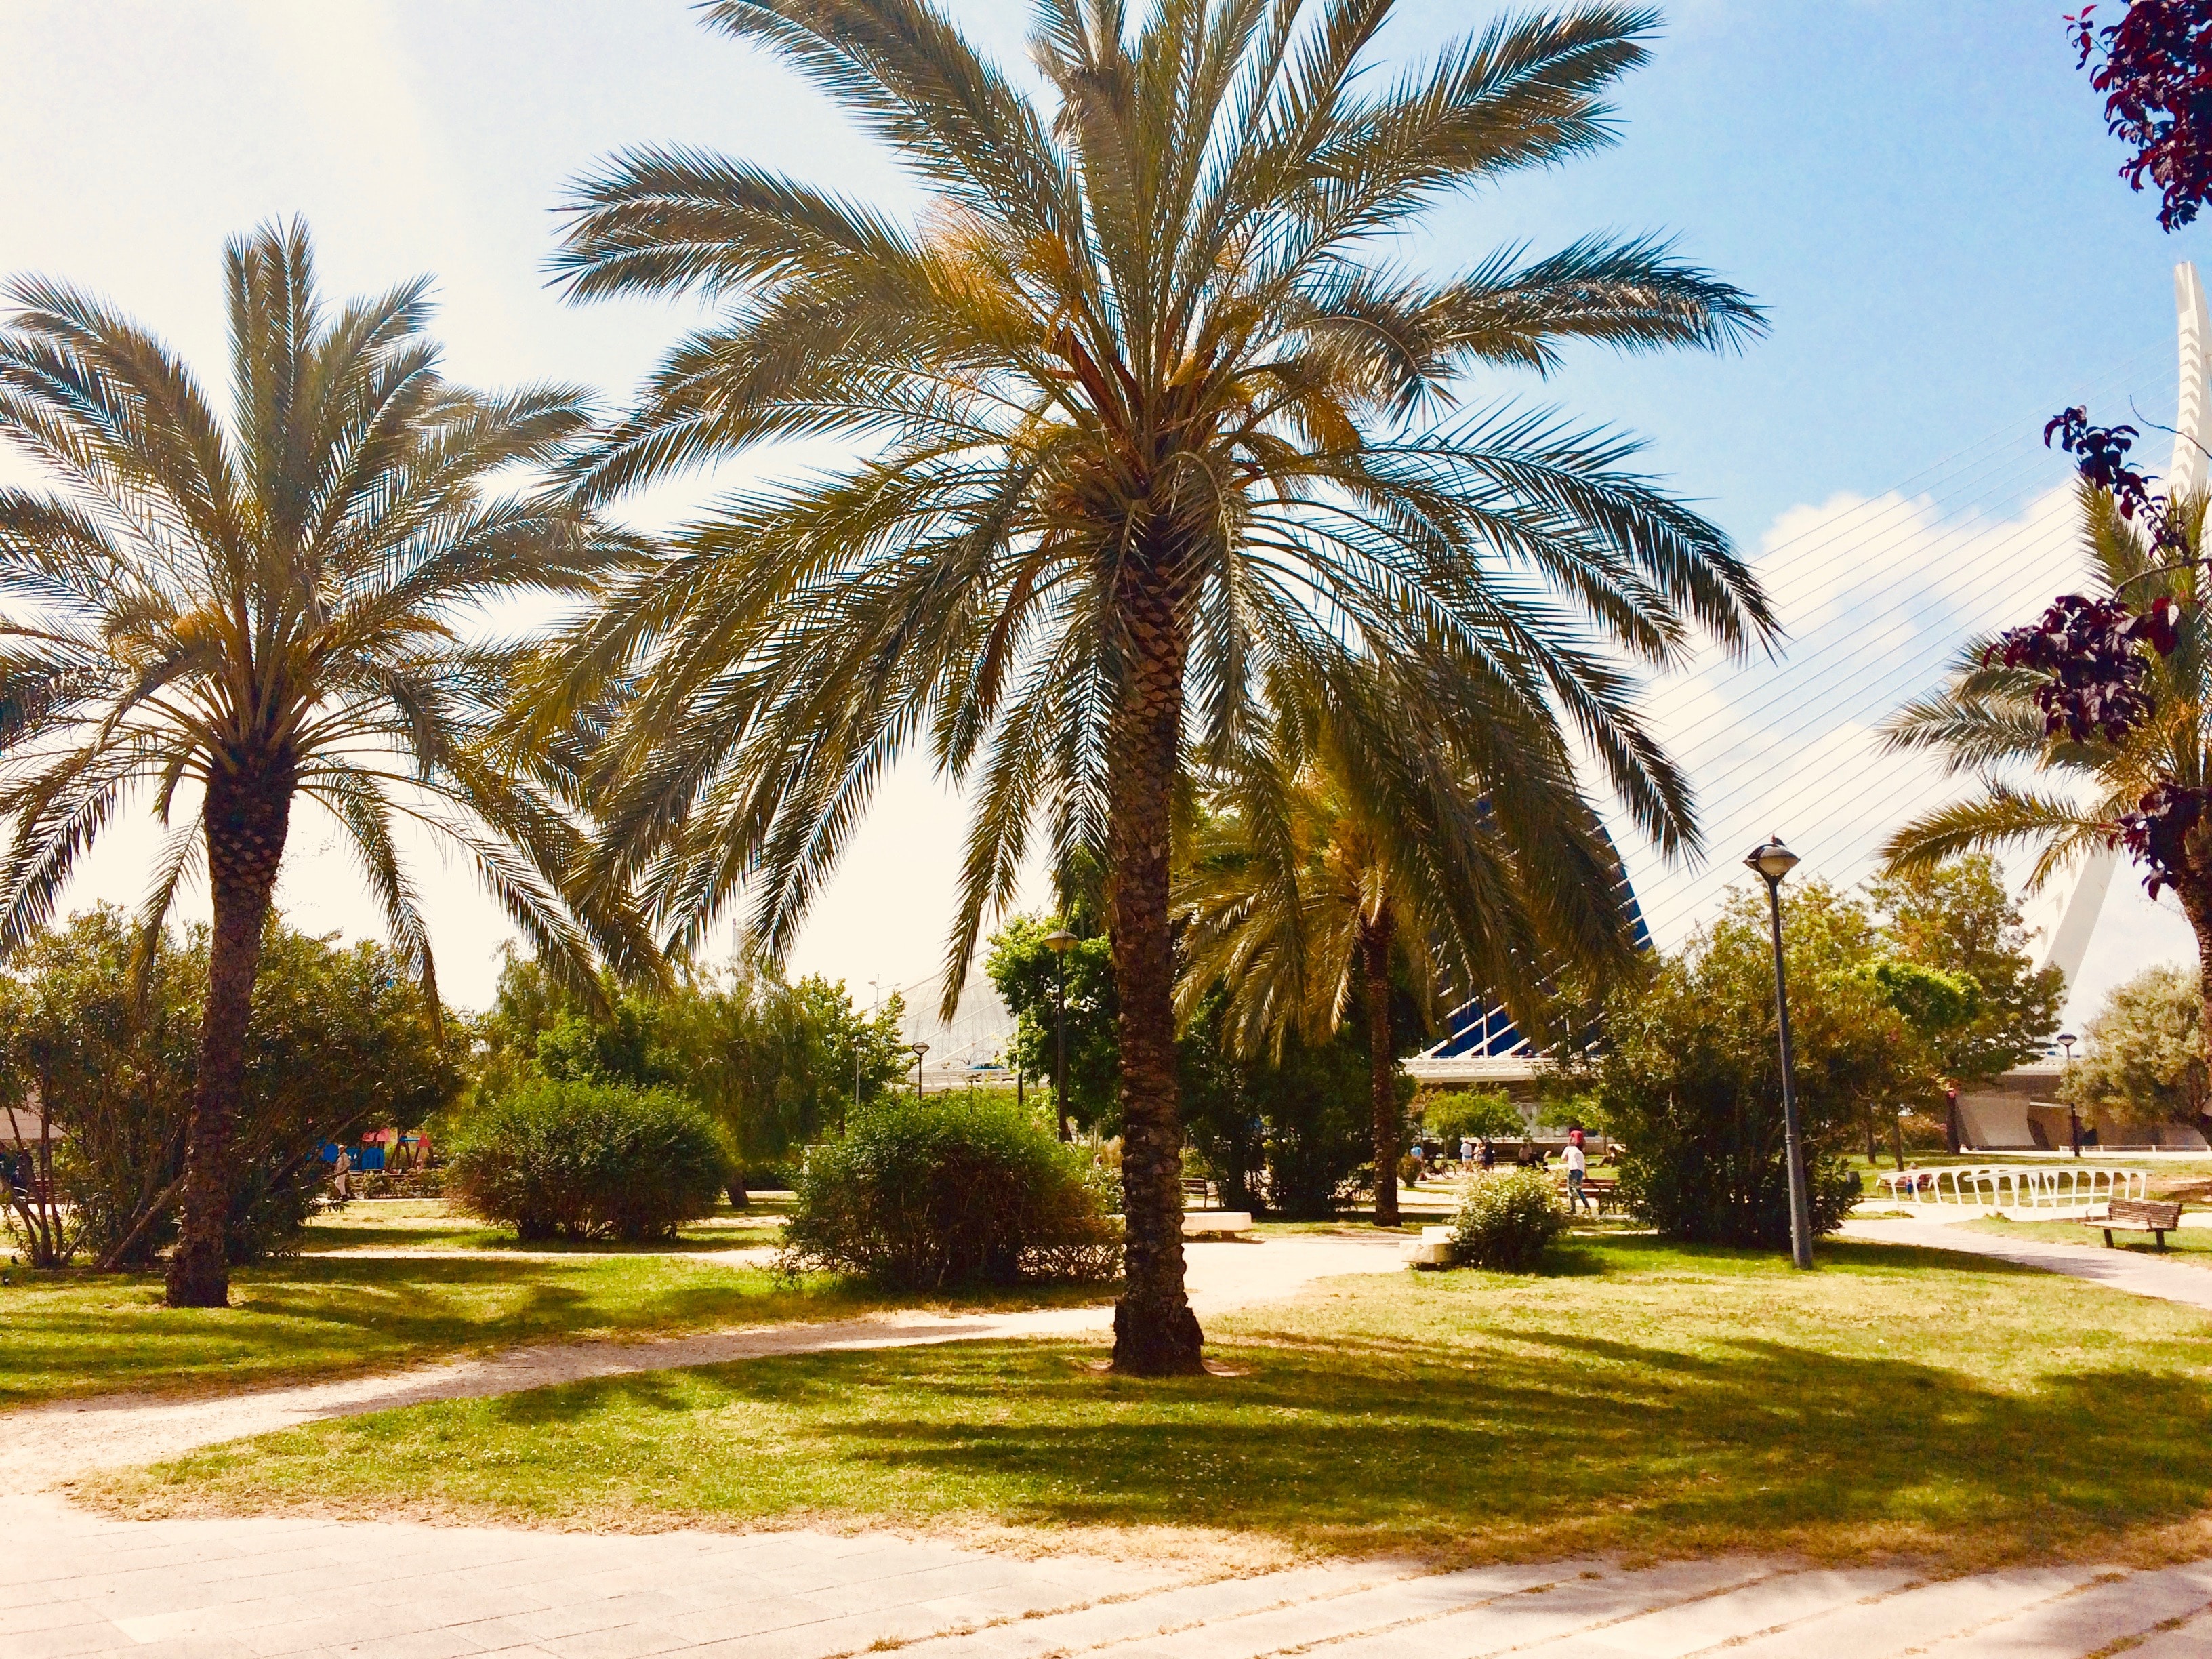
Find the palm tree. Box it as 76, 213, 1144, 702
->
1883, 487, 2212, 1073
1175, 669, 1642, 1227
539, 0, 1775, 1373
0, 222, 649, 1307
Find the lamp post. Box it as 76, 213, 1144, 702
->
1044, 928, 1078, 1141
910, 1041, 929, 1098
2059, 1032, 2080, 1157
1744, 835, 1814, 1271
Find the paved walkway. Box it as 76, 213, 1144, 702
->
12, 1494, 2212, 1659
14, 1227, 2212, 1658
1839, 1214, 2212, 1311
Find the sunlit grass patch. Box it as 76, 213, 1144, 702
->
88, 1235, 2212, 1572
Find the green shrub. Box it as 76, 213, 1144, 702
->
447, 1079, 734, 1242
1449, 1168, 1568, 1271
780, 1094, 1119, 1288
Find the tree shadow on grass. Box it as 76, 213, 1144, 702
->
443, 1278, 2210, 1570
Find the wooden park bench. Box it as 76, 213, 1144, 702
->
2085, 1197, 2184, 1250
1181, 1176, 1212, 1206
1578, 1176, 1620, 1216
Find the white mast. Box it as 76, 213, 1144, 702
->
2026, 262, 2209, 991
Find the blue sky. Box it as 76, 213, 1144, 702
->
0, 0, 2192, 1021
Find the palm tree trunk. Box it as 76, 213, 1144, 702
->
1361, 906, 1400, 1228
2185, 878, 2212, 1113
165, 761, 292, 1309
1105, 566, 1203, 1377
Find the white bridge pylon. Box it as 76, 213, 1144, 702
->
2021, 262, 2208, 992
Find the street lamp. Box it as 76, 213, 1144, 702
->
1044, 927, 1078, 1142
2059, 1031, 2080, 1157
1744, 834, 1814, 1271
910, 1041, 929, 1098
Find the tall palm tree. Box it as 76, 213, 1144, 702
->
1175, 668, 1641, 1226
1883, 488, 2212, 1071
0, 222, 649, 1307
539, 0, 1774, 1373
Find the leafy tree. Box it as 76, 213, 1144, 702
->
1855, 958, 1977, 1168
655, 962, 907, 1193
1593, 884, 1909, 1248
2060, 964, 2208, 1133
0, 906, 457, 1268
986, 916, 1118, 1135
464, 945, 906, 1199
539, 0, 1771, 1372
1883, 491, 2209, 1094
0, 224, 645, 1307
1865, 855, 2064, 1080
1422, 1089, 1525, 1147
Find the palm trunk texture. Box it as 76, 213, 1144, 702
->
1361, 907, 1400, 1227
2186, 878, 2212, 1128
1105, 565, 1204, 1376
165, 761, 292, 1309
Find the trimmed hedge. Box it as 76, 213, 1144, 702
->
447, 1079, 734, 1242
780, 1094, 1120, 1288
1449, 1168, 1568, 1271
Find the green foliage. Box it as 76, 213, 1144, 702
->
0, 907, 457, 1268
1420, 1089, 1524, 1147
447, 1079, 735, 1243
1175, 985, 1389, 1219
985, 917, 1118, 1132
1862, 958, 1979, 1040
464, 949, 906, 1184
1448, 1169, 1568, 1270
1866, 857, 2064, 1080
1594, 884, 1882, 1248
2060, 965, 2207, 1129
780, 1094, 1119, 1288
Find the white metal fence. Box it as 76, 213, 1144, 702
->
1875, 1165, 2150, 1213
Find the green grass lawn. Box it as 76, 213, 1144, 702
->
87, 1236, 2212, 1572
0, 1246, 1106, 1411
298, 1197, 790, 1254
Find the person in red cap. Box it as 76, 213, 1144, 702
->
1564, 1127, 1591, 1215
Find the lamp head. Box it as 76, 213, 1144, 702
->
1742, 835, 1800, 885
1042, 927, 1078, 954
2059, 1033, 2076, 1054
910, 1042, 930, 1059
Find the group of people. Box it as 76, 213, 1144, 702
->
1406, 1125, 1609, 1214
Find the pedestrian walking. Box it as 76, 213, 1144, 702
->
1477, 1136, 1496, 1170
1563, 1128, 1591, 1215
332, 1146, 352, 1201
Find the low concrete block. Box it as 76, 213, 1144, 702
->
1182, 1212, 1254, 1237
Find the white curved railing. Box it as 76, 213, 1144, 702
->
1875, 1165, 2150, 1212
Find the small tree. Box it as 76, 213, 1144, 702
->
1866, 856, 2064, 1080
2062, 964, 2208, 1136
1594, 885, 1903, 1249
1422, 1089, 1526, 1149
986, 917, 1119, 1134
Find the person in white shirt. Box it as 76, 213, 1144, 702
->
1563, 1129, 1591, 1214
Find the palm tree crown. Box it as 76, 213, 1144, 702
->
1883, 487, 2212, 1058
541, 0, 1776, 1370
0, 221, 647, 1305
1175, 666, 1643, 1223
